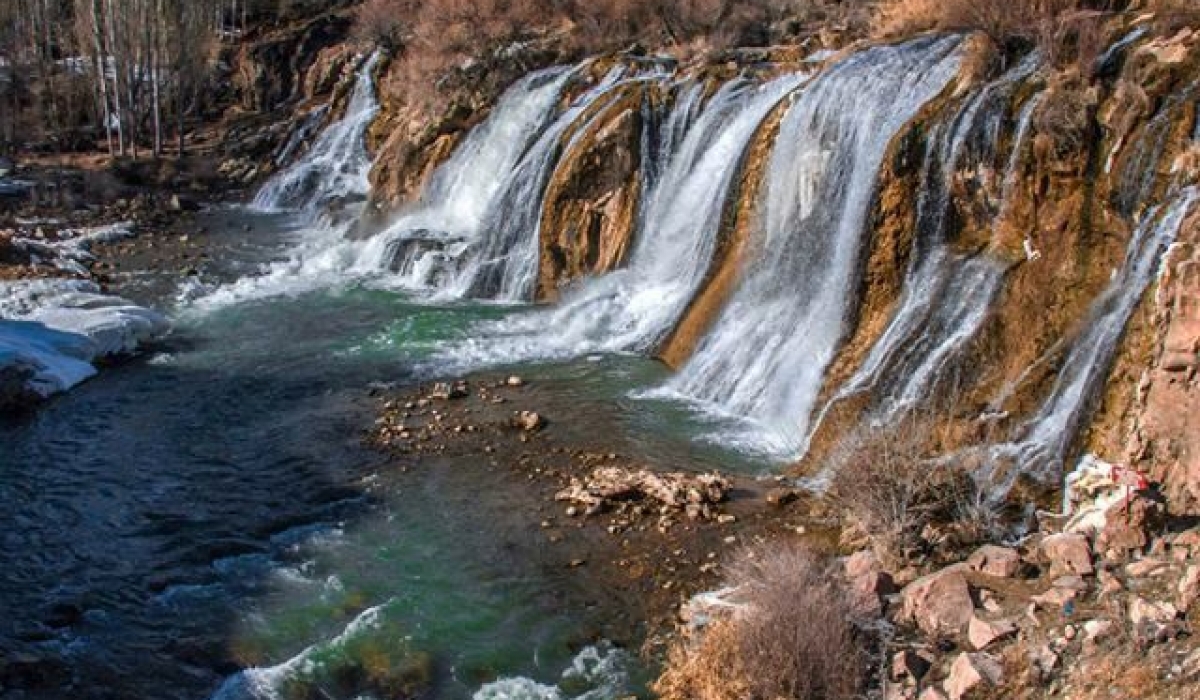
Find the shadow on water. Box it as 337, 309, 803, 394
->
0, 292, 400, 699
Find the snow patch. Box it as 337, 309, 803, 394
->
0, 278, 168, 402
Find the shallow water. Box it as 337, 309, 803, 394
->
0, 210, 763, 700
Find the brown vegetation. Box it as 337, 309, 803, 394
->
655, 543, 867, 700
826, 413, 1000, 567
357, 0, 866, 111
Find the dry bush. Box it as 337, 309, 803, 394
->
352, 0, 412, 50
655, 543, 866, 700
825, 413, 994, 566
874, 0, 1119, 51
1034, 75, 1094, 158
1145, 0, 1200, 33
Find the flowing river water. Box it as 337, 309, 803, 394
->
0, 207, 762, 700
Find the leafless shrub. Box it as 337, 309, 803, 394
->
352, 0, 411, 50
874, 0, 1120, 69
824, 411, 1003, 566
1034, 75, 1094, 158
655, 543, 866, 700
1144, 0, 1200, 34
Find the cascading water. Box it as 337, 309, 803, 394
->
811, 55, 1042, 434
653, 36, 963, 457
361, 66, 578, 293
426, 63, 669, 301
984, 187, 1199, 488
440, 72, 807, 367
196, 64, 574, 308
252, 52, 382, 217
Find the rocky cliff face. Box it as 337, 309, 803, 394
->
277, 13, 1200, 515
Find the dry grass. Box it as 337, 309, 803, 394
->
825, 413, 998, 567
354, 0, 870, 112
654, 543, 866, 700
875, 0, 1117, 74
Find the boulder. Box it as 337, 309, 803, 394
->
1129, 596, 1180, 645
891, 648, 933, 684
845, 550, 896, 618
168, 194, 200, 212
765, 486, 800, 507
968, 615, 1017, 650
966, 545, 1021, 578
944, 652, 1004, 700
1039, 533, 1094, 577
515, 411, 546, 432
899, 566, 975, 637
1097, 493, 1165, 556
1082, 618, 1116, 654
1029, 644, 1059, 675
428, 381, 469, 400
1032, 586, 1078, 610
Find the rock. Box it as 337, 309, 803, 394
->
1040, 533, 1094, 577
1097, 493, 1166, 556
1125, 558, 1169, 577
845, 550, 897, 618
765, 486, 799, 507
515, 411, 546, 432
555, 467, 729, 518
168, 194, 199, 212
1137, 28, 1194, 64
1179, 565, 1200, 611
967, 545, 1021, 578
899, 566, 975, 637
944, 652, 1003, 700
1129, 596, 1180, 645
891, 648, 932, 684
1052, 574, 1088, 591
1030, 644, 1059, 675
1097, 569, 1123, 598
968, 615, 1017, 650
1182, 648, 1200, 680
428, 381, 468, 400
1172, 528, 1200, 557
1032, 586, 1078, 610
1083, 618, 1115, 644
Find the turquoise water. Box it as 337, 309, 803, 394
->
0, 212, 767, 700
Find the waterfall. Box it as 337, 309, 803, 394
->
252, 52, 382, 217
441, 64, 666, 301
359, 66, 577, 293
440, 72, 807, 367
197, 64, 575, 307
813, 55, 1041, 434
653, 36, 963, 457
986, 187, 1198, 486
